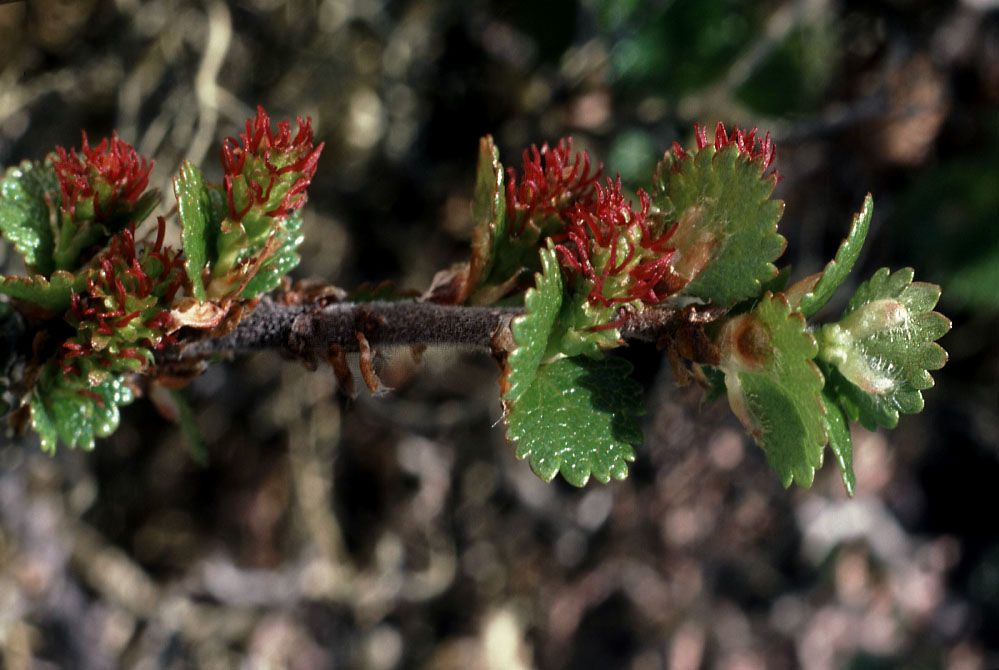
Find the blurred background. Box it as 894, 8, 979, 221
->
0, 0, 997, 667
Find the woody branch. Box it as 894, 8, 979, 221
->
157, 296, 724, 364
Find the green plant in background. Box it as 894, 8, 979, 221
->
0, 111, 949, 495
578, 0, 837, 187
893, 114, 999, 312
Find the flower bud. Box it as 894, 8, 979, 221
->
220, 105, 324, 243
52, 132, 152, 223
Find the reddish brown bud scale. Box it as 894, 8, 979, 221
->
719, 313, 772, 373
735, 318, 770, 369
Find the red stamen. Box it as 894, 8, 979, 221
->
116, 311, 142, 328
144, 311, 171, 329
77, 390, 105, 408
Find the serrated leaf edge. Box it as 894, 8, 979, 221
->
505, 356, 641, 487
795, 193, 873, 318
503, 243, 563, 404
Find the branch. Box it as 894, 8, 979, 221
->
158, 296, 719, 365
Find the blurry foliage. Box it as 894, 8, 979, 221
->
607, 128, 658, 187
894, 112, 999, 312
595, 0, 762, 96
735, 21, 837, 115
565, 0, 841, 190
588, 0, 835, 115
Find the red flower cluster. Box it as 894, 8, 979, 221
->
61, 219, 184, 377
505, 138, 602, 236
670, 122, 777, 175
554, 177, 677, 310
220, 105, 325, 223
52, 132, 153, 220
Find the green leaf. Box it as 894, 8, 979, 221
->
719, 293, 826, 488
545, 290, 623, 360
891, 119, 999, 311
0, 160, 60, 275
505, 355, 643, 486
0, 270, 86, 314
174, 161, 220, 303
793, 193, 873, 318
465, 136, 553, 302
762, 265, 792, 295
820, 388, 855, 496
821, 363, 900, 431
727, 265, 793, 317
470, 135, 508, 286
30, 366, 134, 452
503, 244, 563, 403
818, 267, 950, 430
653, 143, 786, 305
241, 210, 304, 299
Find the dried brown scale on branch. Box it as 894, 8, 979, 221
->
325, 343, 353, 396
657, 306, 726, 387
356, 331, 381, 393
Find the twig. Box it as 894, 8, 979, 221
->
159, 296, 719, 365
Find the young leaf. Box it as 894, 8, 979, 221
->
791, 193, 873, 318
469, 135, 508, 289
820, 389, 856, 496
818, 267, 950, 430
471, 136, 601, 302
503, 244, 563, 403
174, 161, 220, 303
425, 137, 510, 305
241, 210, 305, 299
0, 270, 85, 314
0, 160, 60, 275
719, 293, 826, 488
654, 136, 786, 305
30, 366, 135, 452
544, 286, 623, 360
505, 355, 643, 487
